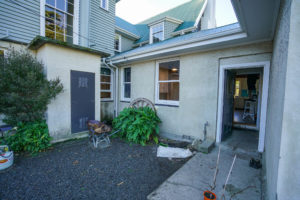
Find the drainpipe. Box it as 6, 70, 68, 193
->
0, 30, 10, 39
102, 58, 119, 117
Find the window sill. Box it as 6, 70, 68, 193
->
99, 6, 109, 12
120, 100, 131, 103
155, 104, 179, 108
101, 99, 114, 102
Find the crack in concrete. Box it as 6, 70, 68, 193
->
165, 180, 209, 191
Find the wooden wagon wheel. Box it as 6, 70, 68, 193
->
129, 98, 156, 112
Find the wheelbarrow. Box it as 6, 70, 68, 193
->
87, 120, 119, 148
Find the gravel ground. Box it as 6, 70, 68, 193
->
0, 138, 188, 200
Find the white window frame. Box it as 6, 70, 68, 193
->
100, 0, 109, 10
121, 67, 131, 102
114, 34, 122, 52
40, 0, 79, 45
155, 58, 180, 106
100, 67, 113, 101
149, 22, 164, 44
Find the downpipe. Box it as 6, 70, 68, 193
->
102, 58, 119, 117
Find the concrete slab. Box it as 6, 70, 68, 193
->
196, 140, 215, 154
148, 148, 261, 200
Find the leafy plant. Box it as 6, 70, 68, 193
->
4, 121, 52, 154
0, 50, 63, 126
113, 107, 161, 145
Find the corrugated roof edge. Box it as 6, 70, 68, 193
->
28, 36, 110, 57
109, 23, 243, 62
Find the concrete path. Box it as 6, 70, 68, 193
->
148, 147, 261, 200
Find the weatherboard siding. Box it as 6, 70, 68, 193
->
121, 35, 135, 52
0, 0, 40, 44
164, 21, 180, 40
89, 0, 115, 56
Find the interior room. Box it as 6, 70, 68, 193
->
233, 73, 260, 127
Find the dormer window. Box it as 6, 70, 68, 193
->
100, 0, 109, 10
150, 22, 164, 44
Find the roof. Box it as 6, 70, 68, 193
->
115, 17, 140, 38
28, 36, 110, 57
116, 0, 206, 44
110, 23, 243, 63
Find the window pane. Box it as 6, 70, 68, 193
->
46, 29, 55, 39
124, 68, 131, 82
124, 83, 131, 98
46, 0, 55, 6
159, 82, 179, 101
101, 0, 107, 9
159, 60, 180, 81
101, 68, 111, 75
66, 14, 73, 36
56, 33, 64, 41
56, 10, 65, 23
56, 0, 66, 11
101, 92, 111, 99
45, 6, 55, 20
66, 35, 73, 43
114, 35, 120, 51
67, 1, 74, 14
101, 83, 110, 90
101, 76, 111, 83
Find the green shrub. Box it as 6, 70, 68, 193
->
0, 50, 63, 126
113, 107, 161, 145
4, 121, 52, 154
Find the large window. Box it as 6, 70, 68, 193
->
114, 34, 121, 52
100, 0, 109, 10
121, 67, 131, 101
45, 0, 74, 43
100, 67, 113, 101
156, 60, 180, 105
150, 23, 164, 44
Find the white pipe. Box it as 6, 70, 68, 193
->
109, 61, 119, 117
102, 58, 119, 117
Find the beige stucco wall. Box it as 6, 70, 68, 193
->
276, 0, 300, 199
35, 43, 101, 142
117, 42, 272, 140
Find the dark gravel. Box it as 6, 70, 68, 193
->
0, 138, 187, 200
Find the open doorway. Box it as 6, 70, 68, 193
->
223, 69, 262, 153
217, 61, 270, 153
233, 72, 261, 129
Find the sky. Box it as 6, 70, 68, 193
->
116, 0, 237, 27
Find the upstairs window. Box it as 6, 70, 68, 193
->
156, 59, 180, 105
100, 0, 109, 10
45, 0, 74, 43
121, 67, 131, 101
100, 67, 113, 101
150, 23, 164, 44
114, 34, 121, 52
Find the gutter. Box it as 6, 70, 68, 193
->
110, 25, 246, 64
102, 58, 119, 117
